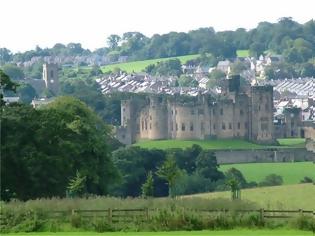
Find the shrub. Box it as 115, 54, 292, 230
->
92, 218, 114, 232
70, 213, 82, 228
259, 174, 283, 187
300, 176, 313, 183
293, 215, 315, 231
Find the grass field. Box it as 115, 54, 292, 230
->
3, 230, 313, 236
101, 54, 199, 73
134, 138, 306, 150
190, 184, 315, 210
277, 138, 306, 147
236, 50, 250, 57
219, 162, 315, 185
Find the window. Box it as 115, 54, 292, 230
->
145, 120, 147, 130
222, 123, 226, 130
220, 108, 223, 115
175, 110, 177, 115
149, 115, 152, 120
176, 123, 178, 131
245, 122, 248, 129
213, 124, 216, 130
201, 122, 204, 131
198, 109, 204, 115
240, 109, 244, 116
229, 123, 232, 129
181, 123, 185, 131
141, 121, 144, 130
190, 122, 194, 131
171, 122, 173, 131
149, 123, 152, 130
258, 105, 261, 111
50, 70, 54, 78
261, 123, 268, 131
123, 108, 126, 112
213, 109, 216, 115
238, 122, 240, 129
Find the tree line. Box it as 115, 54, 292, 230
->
1, 17, 314, 65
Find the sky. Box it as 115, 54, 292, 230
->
1, 0, 314, 53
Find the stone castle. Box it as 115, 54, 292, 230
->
116, 76, 275, 145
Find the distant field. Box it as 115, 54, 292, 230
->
236, 50, 250, 57
190, 184, 315, 210
101, 54, 199, 73
4, 230, 313, 236
277, 138, 306, 147
134, 138, 305, 150
219, 162, 315, 185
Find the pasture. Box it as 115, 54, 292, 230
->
134, 138, 305, 150
219, 162, 315, 185
190, 183, 315, 210
100, 54, 199, 73
3, 230, 313, 236
236, 50, 250, 57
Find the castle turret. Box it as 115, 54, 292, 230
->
250, 85, 275, 144
147, 96, 168, 139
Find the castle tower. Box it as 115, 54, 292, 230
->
250, 85, 275, 144
43, 63, 59, 95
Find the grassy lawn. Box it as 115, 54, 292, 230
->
4, 230, 313, 235
190, 184, 315, 210
134, 139, 305, 150
219, 162, 315, 185
236, 50, 250, 57
277, 138, 306, 147
101, 54, 199, 73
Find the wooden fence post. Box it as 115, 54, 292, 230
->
260, 208, 264, 221
145, 208, 149, 221
71, 209, 75, 216
108, 208, 112, 223
299, 209, 303, 216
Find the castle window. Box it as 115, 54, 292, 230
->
123, 108, 126, 112
220, 109, 223, 115
261, 123, 268, 131
50, 70, 54, 78
229, 123, 232, 129
213, 109, 216, 115
258, 105, 261, 111
240, 109, 244, 116
150, 115, 152, 120
145, 120, 147, 130
201, 122, 204, 131
149, 123, 152, 130
181, 123, 185, 131
190, 122, 194, 131
141, 121, 144, 130
198, 109, 204, 115
176, 123, 178, 131
238, 122, 240, 129
171, 122, 173, 131
245, 122, 248, 128
222, 123, 226, 130
175, 110, 177, 115
213, 124, 216, 130
172, 110, 173, 115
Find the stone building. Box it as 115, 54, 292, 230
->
116, 75, 275, 145
42, 63, 59, 95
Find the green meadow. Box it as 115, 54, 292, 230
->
134, 138, 306, 150
101, 54, 200, 73
219, 162, 315, 185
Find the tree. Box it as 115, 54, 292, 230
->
0, 48, 12, 65
107, 34, 121, 49
141, 171, 154, 198
67, 170, 87, 197
195, 151, 224, 181
0, 69, 18, 106
259, 174, 283, 187
1, 97, 117, 200
225, 168, 248, 188
17, 83, 37, 103
1, 64, 24, 80
156, 155, 181, 198
226, 178, 241, 200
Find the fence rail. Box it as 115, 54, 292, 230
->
46, 208, 315, 223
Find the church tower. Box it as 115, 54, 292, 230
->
43, 63, 59, 95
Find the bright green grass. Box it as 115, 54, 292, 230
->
190, 184, 315, 210
236, 50, 250, 57
4, 229, 313, 236
101, 54, 199, 73
219, 162, 315, 185
277, 138, 306, 147
134, 139, 305, 150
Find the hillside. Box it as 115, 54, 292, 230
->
101, 54, 199, 73
219, 162, 315, 185
189, 184, 315, 210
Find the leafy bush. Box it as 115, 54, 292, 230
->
300, 176, 313, 183
258, 174, 283, 187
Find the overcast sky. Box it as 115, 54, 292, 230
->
1, 0, 314, 53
